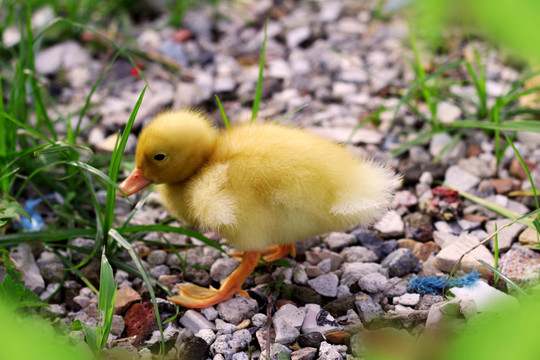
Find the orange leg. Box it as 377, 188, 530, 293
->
229, 244, 296, 263
169, 251, 261, 309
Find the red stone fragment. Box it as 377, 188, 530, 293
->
124, 301, 157, 344
431, 186, 459, 203
172, 29, 193, 42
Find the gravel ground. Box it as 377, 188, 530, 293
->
7, 0, 540, 359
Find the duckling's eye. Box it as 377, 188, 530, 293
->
153, 153, 166, 161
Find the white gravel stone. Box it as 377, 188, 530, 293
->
293, 264, 309, 285
251, 313, 267, 327
286, 26, 311, 48
444, 165, 481, 192
485, 218, 525, 251
302, 304, 342, 334
201, 306, 219, 321
437, 101, 462, 123
325, 232, 357, 251
374, 210, 405, 237
358, 272, 388, 293
450, 281, 518, 312
179, 309, 215, 334
434, 233, 494, 276
195, 328, 216, 345
307, 273, 339, 297
393, 293, 421, 306
210, 257, 239, 283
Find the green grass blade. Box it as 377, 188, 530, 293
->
391, 129, 444, 157
0, 111, 55, 144
443, 183, 536, 228
104, 85, 147, 241
97, 250, 117, 349
251, 21, 268, 123
444, 120, 540, 133
215, 95, 230, 130
0, 228, 96, 246
108, 229, 165, 356
477, 260, 526, 295
117, 224, 226, 254
275, 103, 309, 124
503, 133, 540, 210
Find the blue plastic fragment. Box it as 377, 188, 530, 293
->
18, 194, 56, 232
407, 270, 480, 295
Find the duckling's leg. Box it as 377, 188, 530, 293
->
169, 251, 260, 308
230, 244, 295, 262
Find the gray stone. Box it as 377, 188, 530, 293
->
146, 250, 167, 265
215, 319, 237, 334
252, 313, 267, 327
216, 297, 259, 325
319, 341, 347, 360
110, 315, 125, 336
336, 285, 352, 299
274, 316, 300, 344
211, 329, 252, 356
35, 40, 89, 75
10, 243, 45, 294
271, 343, 293, 360
325, 232, 357, 251
39, 283, 60, 301
210, 257, 239, 283
429, 134, 467, 163
383, 277, 410, 297
40, 303, 66, 317
393, 293, 420, 306
275, 304, 306, 328
307, 273, 339, 297
318, 258, 332, 273
381, 248, 419, 277
484, 195, 530, 215
340, 246, 378, 263
437, 101, 462, 123
146, 323, 178, 345
319, 1, 343, 22
485, 218, 525, 251
409, 146, 432, 164
287, 26, 311, 48
291, 347, 317, 360
341, 262, 386, 287
358, 272, 388, 294
301, 304, 342, 334
195, 328, 216, 345
444, 165, 481, 192
149, 264, 170, 278
458, 157, 495, 179
179, 309, 215, 334
201, 306, 219, 321
355, 293, 384, 323
374, 210, 404, 238
232, 352, 249, 360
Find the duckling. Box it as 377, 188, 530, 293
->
118, 109, 400, 308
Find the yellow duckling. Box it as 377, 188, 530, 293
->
118, 109, 400, 308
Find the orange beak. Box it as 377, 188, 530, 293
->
117, 168, 152, 197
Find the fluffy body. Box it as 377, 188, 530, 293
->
134, 110, 400, 252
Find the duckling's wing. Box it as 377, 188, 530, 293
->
187, 163, 238, 229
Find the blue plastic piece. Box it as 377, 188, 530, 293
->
407, 270, 480, 295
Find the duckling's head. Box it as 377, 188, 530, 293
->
118, 110, 217, 196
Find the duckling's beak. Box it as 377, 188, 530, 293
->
117, 168, 152, 197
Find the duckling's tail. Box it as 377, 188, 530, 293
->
330, 160, 401, 225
